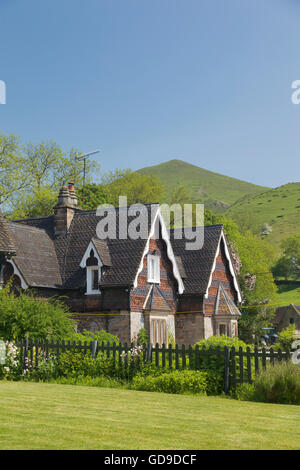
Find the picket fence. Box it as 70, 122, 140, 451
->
17, 339, 291, 393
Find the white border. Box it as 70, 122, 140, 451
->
5, 259, 28, 289
133, 207, 184, 294
80, 240, 103, 268
205, 230, 242, 303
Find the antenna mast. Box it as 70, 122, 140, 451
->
76, 149, 100, 196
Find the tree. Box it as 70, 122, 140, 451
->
0, 133, 27, 205
6, 139, 100, 218
8, 187, 57, 219
272, 234, 300, 280
104, 170, 164, 206
77, 183, 108, 210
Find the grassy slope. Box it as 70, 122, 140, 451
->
0, 382, 300, 450
138, 159, 268, 210
226, 183, 300, 248
274, 283, 300, 307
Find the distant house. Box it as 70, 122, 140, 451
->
0, 183, 241, 345
273, 304, 300, 336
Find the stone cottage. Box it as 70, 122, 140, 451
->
0, 183, 241, 345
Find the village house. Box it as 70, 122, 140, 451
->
0, 183, 241, 345
273, 304, 300, 337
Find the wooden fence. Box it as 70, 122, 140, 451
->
17, 339, 291, 393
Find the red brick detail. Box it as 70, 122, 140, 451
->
130, 237, 177, 313
204, 239, 237, 316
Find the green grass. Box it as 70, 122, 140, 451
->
138, 159, 268, 210
273, 283, 300, 306
226, 182, 300, 248
0, 381, 300, 449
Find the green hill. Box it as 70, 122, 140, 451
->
226, 183, 300, 249
138, 159, 268, 211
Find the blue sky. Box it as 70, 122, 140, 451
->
1, 0, 300, 187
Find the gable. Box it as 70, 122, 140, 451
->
133, 209, 184, 294
131, 236, 177, 313
215, 283, 241, 316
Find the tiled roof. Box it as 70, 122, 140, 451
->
6, 221, 61, 288
55, 205, 158, 289
170, 225, 223, 294
0, 212, 16, 255
6, 205, 229, 296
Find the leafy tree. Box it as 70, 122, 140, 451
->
103, 169, 164, 206
0, 284, 75, 341
6, 139, 99, 218
0, 133, 27, 205
77, 183, 108, 210
8, 187, 57, 219
272, 235, 300, 280
169, 184, 192, 206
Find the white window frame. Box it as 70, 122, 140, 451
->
147, 254, 160, 284
86, 265, 101, 295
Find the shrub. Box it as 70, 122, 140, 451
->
274, 325, 295, 351
131, 370, 219, 395
237, 362, 300, 405
194, 335, 250, 351
0, 284, 74, 341
137, 328, 148, 345
191, 335, 251, 390
68, 329, 120, 345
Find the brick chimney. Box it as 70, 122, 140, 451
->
54, 183, 79, 236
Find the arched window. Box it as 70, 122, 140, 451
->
147, 253, 160, 284
86, 249, 101, 294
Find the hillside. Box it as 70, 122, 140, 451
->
138, 159, 268, 211
226, 183, 300, 249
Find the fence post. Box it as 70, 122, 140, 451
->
24, 337, 29, 370
91, 340, 98, 359
224, 346, 230, 394
146, 343, 152, 362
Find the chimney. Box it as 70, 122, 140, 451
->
54, 183, 79, 236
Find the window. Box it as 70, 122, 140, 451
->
86, 249, 101, 294
151, 318, 167, 346
86, 266, 100, 294
147, 254, 160, 283
219, 324, 227, 336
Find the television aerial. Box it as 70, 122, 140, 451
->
76, 149, 100, 195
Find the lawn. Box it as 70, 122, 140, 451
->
0, 382, 300, 450
274, 283, 300, 306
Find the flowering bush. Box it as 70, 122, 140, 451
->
0, 341, 22, 380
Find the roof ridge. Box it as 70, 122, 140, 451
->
7, 220, 50, 233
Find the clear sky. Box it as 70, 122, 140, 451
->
1, 0, 300, 187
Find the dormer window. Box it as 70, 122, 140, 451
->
147, 253, 160, 284
86, 249, 101, 295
